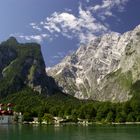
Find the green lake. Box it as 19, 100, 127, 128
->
0, 124, 140, 140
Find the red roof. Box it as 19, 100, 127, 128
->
1, 110, 8, 115
7, 103, 14, 107
0, 110, 13, 115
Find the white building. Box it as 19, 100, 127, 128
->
0, 103, 14, 124
0, 115, 14, 124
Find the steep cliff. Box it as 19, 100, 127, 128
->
0, 37, 57, 98
47, 25, 140, 102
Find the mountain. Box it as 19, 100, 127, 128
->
0, 37, 58, 98
47, 25, 140, 102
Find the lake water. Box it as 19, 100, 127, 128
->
0, 124, 140, 140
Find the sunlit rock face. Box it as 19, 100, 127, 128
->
47, 25, 140, 102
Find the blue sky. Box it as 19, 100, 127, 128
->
0, 0, 140, 67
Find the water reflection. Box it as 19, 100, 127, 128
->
0, 124, 140, 140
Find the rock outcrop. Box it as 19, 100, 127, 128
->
47, 25, 140, 102
0, 37, 57, 98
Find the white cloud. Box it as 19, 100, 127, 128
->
53, 52, 65, 59
91, 0, 129, 20
50, 50, 75, 64
43, 12, 78, 34
35, 4, 108, 44
64, 8, 72, 12
86, 0, 90, 3
19, 35, 42, 43
17, 0, 129, 44
30, 23, 42, 31
19, 34, 49, 43
92, 0, 129, 12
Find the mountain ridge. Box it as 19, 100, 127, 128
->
0, 37, 58, 98
47, 24, 140, 102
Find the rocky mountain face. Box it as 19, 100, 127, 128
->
0, 37, 57, 98
47, 25, 140, 102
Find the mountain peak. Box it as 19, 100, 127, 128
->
0, 38, 58, 98
7, 36, 18, 42
47, 24, 140, 102
1, 37, 18, 46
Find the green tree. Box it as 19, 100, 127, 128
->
23, 112, 33, 122
127, 112, 135, 122
71, 109, 78, 122
106, 111, 114, 122
42, 113, 54, 124
115, 112, 127, 123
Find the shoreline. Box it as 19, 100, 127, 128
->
23, 121, 140, 126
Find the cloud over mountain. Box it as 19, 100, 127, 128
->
17, 0, 129, 44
